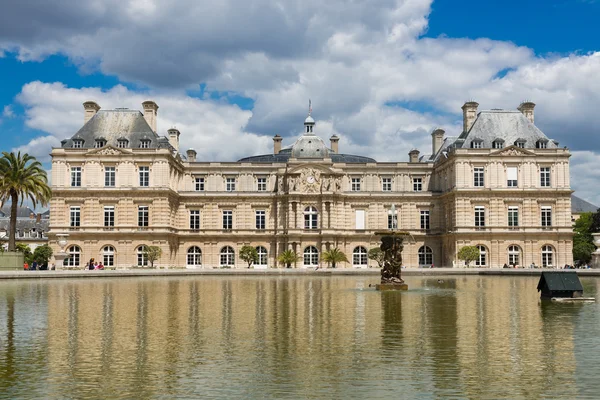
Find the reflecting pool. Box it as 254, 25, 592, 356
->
1, 275, 600, 399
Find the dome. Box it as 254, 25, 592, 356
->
304, 115, 315, 124
291, 135, 330, 158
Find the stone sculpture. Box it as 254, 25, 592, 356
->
374, 232, 409, 290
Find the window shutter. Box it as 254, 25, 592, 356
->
355, 210, 365, 230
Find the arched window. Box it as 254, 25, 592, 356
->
508, 245, 521, 266
304, 206, 318, 230
64, 245, 81, 267
137, 245, 148, 266
220, 246, 235, 266
353, 246, 368, 267
103, 245, 115, 267
256, 246, 268, 267
418, 246, 433, 266
187, 246, 202, 267
542, 245, 554, 267
303, 246, 319, 266
475, 245, 487, 267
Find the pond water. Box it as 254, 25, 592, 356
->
1, 275, 600, 399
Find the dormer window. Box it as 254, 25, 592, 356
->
95, 139, 107, 148
514, 139, 526, 149
139, 139, 151, 149
492, 139, 504, 149
536, 139, 548, 149
117, 139, 129, 148
72, 139, 84, 148
471, 139, 483, 149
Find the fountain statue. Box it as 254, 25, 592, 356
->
374, 204, 409, 291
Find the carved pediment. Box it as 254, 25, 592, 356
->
279, 166, 342, 194
490, 145, 535, 157
86, 145, 131, 156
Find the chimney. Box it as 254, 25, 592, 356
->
409, 149, 420, 163
29, 212, 35, 219
273, 135, 282, 154
142, 100, 159, 132
461, 101, 479, 133
186, 148, 197, 162
431, 128, 445, 156
36, 214, 41, 223
83, 101, 100, 124
168, 128, 180, 152
518, 101, 535, 124
330, 135, 339, 153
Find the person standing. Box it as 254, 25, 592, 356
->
31, 260, 38, 271
23, 261, 29, 270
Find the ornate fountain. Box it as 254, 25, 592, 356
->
374, 205, 409, 291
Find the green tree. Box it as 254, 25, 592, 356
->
144, 245, 162, 268
0, 152, 51, 251
368, 248, 385, 268
573, 212, 597, 265
33, 245, 53, 268
457, 246, 480, 267
239, 245, 259, 268
277, 249, 300, 268
15, 243, 32, 264
322, 247, 348, 268
591, 209, 600, 233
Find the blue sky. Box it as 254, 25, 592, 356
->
1, 0, 599, 204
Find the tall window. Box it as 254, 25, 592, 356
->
413, 178, 422, 192
139, 166, 149, 187
226, 177, 236, 192
256, 246, 268, 267
507, 166, 518, 187
104, 206, 115, 228
542, 245, 554, 267
255, 210, 265, 230
353, 246, 368, 267
303, 246, 319, 266
540, 167, 551, 187
508, 245, 520, 266
388, 209, 398, 230
473, 167, 484, 187
105, 166, 115, 187
70, 206, 80, 227
138, 206, 149, 228
222, 210, 233, 230
257, 177, 267, 191
355, 209, 365, 230
541, 206, 552, 227
72, 139, 83, 148
64, 245, 81, 267
137, 245, 148, 266
190, 210, 200, 230
420, 210, 430, 230
475, 206, 485, 228
187, 246, 202, 267
382, 177, 392, 192
304, 206, 318, 230
351, 177, 361, 192
418, 246, 433, 266
71, 167, 81, 187
508, 206, 519, 227
103, 246, 115, 267
220, 246, 235, 266
475, 245, 487, 266
195, 177, 205, 191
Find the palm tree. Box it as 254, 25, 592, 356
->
322, 247, 348, 268
0, 152, 51, 251
277, 249, 300, 268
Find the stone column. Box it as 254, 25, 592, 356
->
592, 233, 600, 268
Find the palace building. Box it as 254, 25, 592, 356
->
49, 100, 573, 268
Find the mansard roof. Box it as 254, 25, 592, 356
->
456, 110, 558, 149
62, 109, 165, 149
571, 195, 598, 214
238, 147, 376, 163
0, 205, 36, 218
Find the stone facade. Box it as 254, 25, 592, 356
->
49, 101, 573, 269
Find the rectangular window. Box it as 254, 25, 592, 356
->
255, 210, 266, 230
105, 167, 115, 187
104, 206, 114, 227
138, 206, 149, 227
475, 206, 485, 228
70, 206, 80, 227
420, 210, 430, 230
117, 140, 128, 148
516, 141, 525, 148
226, 177, 236, 192
71, 167, 81, 187
190, 210, 200, 230
355, 209, 365, 230
472, 141, 482, 149
139, 140, 150, 149
72, 140, 83, 149
223, 210, 233, 230
195, 177, 205, 191
413, 178, 422, 192
388, 212, 398, 230
541, 206, 552, 227
382, 177, 392, 192
139, 166, 149, 187
351, 178, 361, 192
493, 141, 504, 149
540, 167, 551, 187
474, 167, 484, 187
257, 177, 267, 192
508, 206, 519, 227
507, 166, 518, 187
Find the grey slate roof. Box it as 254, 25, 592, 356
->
61, 109, 165, 149
0, 206, 36, 218
238, 147, 376, 163
571, 195, 598, 214
0, 219, 49, 234
456, 110, 558, 149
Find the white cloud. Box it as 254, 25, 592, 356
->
2, 105, 14, 118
